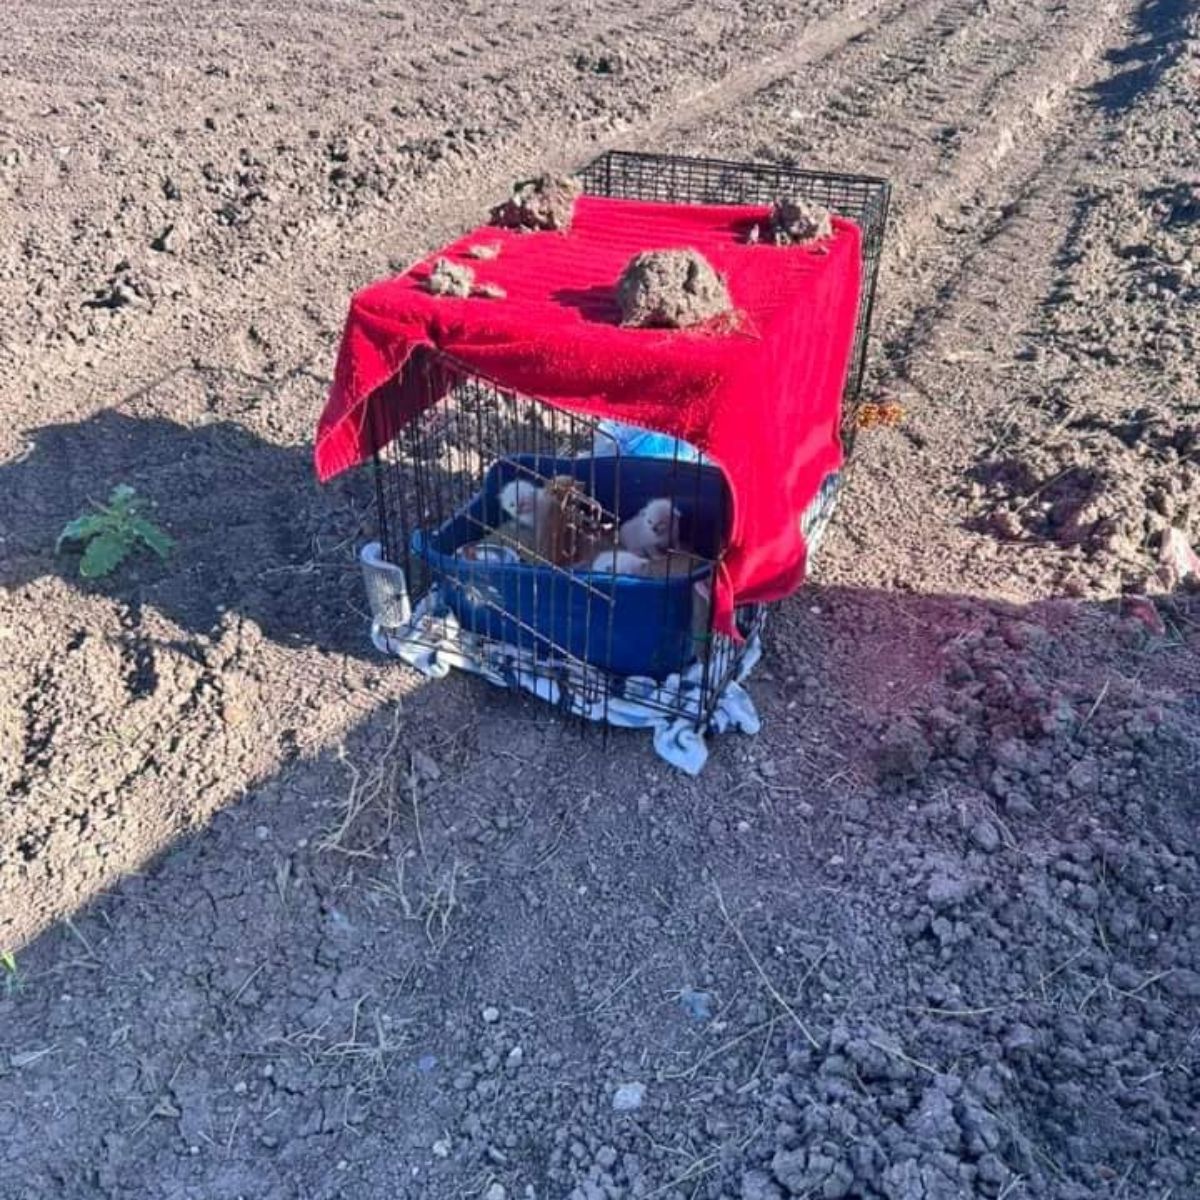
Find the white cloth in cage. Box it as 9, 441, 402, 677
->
360, 543, 760, 775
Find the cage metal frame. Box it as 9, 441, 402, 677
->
369, 351, 760, 730
367, 151, 890, 733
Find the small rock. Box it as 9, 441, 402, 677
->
1066, 759, 1100, 793
411, 747, 442, 780
1004, 1023, 1037, 1054
485, 1185, 507, 1200
1005, 793, 1037, 818
432, 1138, 451, 1158
994, 739, 1030, 774
877, 718, 932, 786
771, 1148, 808, 1191
822, 1162, 855, 1199
1124, 595, 1165, 636
678, 987, 713, 1021
1163, 969, 1200, 1000
908, 1084, 962, 1150
987, 508, 1025, 540
506, 1046, 524, 1069
1109, 963, 1141, 990
612, 1081, 646, 1112
970, 821, 1000, 853
844, 795, 869, 821
928, 873, 972, 908
741, 1168, 783, 1200
574, 48, 626, 74
482, 1005, 501, 1024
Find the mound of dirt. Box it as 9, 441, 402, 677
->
489, 173, 581, 232
769, 197, 835, 245
616, 248, 732, 328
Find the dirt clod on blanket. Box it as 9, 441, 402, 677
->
490, 173, 581, 232
616, 248, 733, 328
425, 258, 475, 297
769, 196, 835, 245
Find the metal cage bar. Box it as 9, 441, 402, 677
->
370, 351, 750, 726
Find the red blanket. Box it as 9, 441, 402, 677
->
315, 195, 862, 636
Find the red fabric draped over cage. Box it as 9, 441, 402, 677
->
315, 195, 863, 637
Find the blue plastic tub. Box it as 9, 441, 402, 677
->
412, 454, 727, 679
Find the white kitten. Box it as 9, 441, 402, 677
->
498, 479, 544, 528
619, 498, 680, 558
589, 548, 648, 575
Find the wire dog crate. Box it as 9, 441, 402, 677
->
367, 352, 762, 720
355, 151, 890, 772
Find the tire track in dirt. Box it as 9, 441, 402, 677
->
657, 0, 1133, 601
0, 0, 875, 418
826, 0, 1135, 598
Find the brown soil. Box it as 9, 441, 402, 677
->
2, 1, 1198, 1198
616, 249, 732, 328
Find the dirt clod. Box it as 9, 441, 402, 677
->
769, 197, 834, 245
490, 173, 581, 232
611, 1081, 646, 1112
467, 242, 502, 260
425, 258, 474, 297
876, 716, 933, 786
616, 248, 732, 328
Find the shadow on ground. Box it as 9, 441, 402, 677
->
1090, 0, 1195, 112
1, 406, 378, 658
1, 578, 1197, 1199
